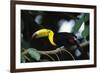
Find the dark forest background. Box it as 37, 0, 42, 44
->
21, 10, 90, 63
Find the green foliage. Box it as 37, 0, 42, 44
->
21, 34, 31, 49
84, 14, 89, 22
82, 25, 89, 39
27, 48, 41, 61
73, 13, 89, 34
21, 54, 26, 63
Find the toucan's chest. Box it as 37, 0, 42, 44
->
31, 37, 57, 51
54, 33, 76, 48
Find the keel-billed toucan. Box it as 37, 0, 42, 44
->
32, 29, 82, 52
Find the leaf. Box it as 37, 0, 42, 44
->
21, 35, 31, 49
84, 13, 89, 22
27, 48, 40, 61
82, 25, 89, 39
73, 13, 89, 33
21, 54, 26, 63
73, 16, 84, 33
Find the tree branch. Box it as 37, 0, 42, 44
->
22, 41, 89, 55
38, 41, 89, 54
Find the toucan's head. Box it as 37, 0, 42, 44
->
32, 29, 57, 46
32, 29, 49, 39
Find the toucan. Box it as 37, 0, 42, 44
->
21, 11, 88, 60
31, 29, 82, 53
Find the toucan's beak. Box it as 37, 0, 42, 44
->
32, 29, 56, 46
32, 29, 49, 39
32, 33, 37, 39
